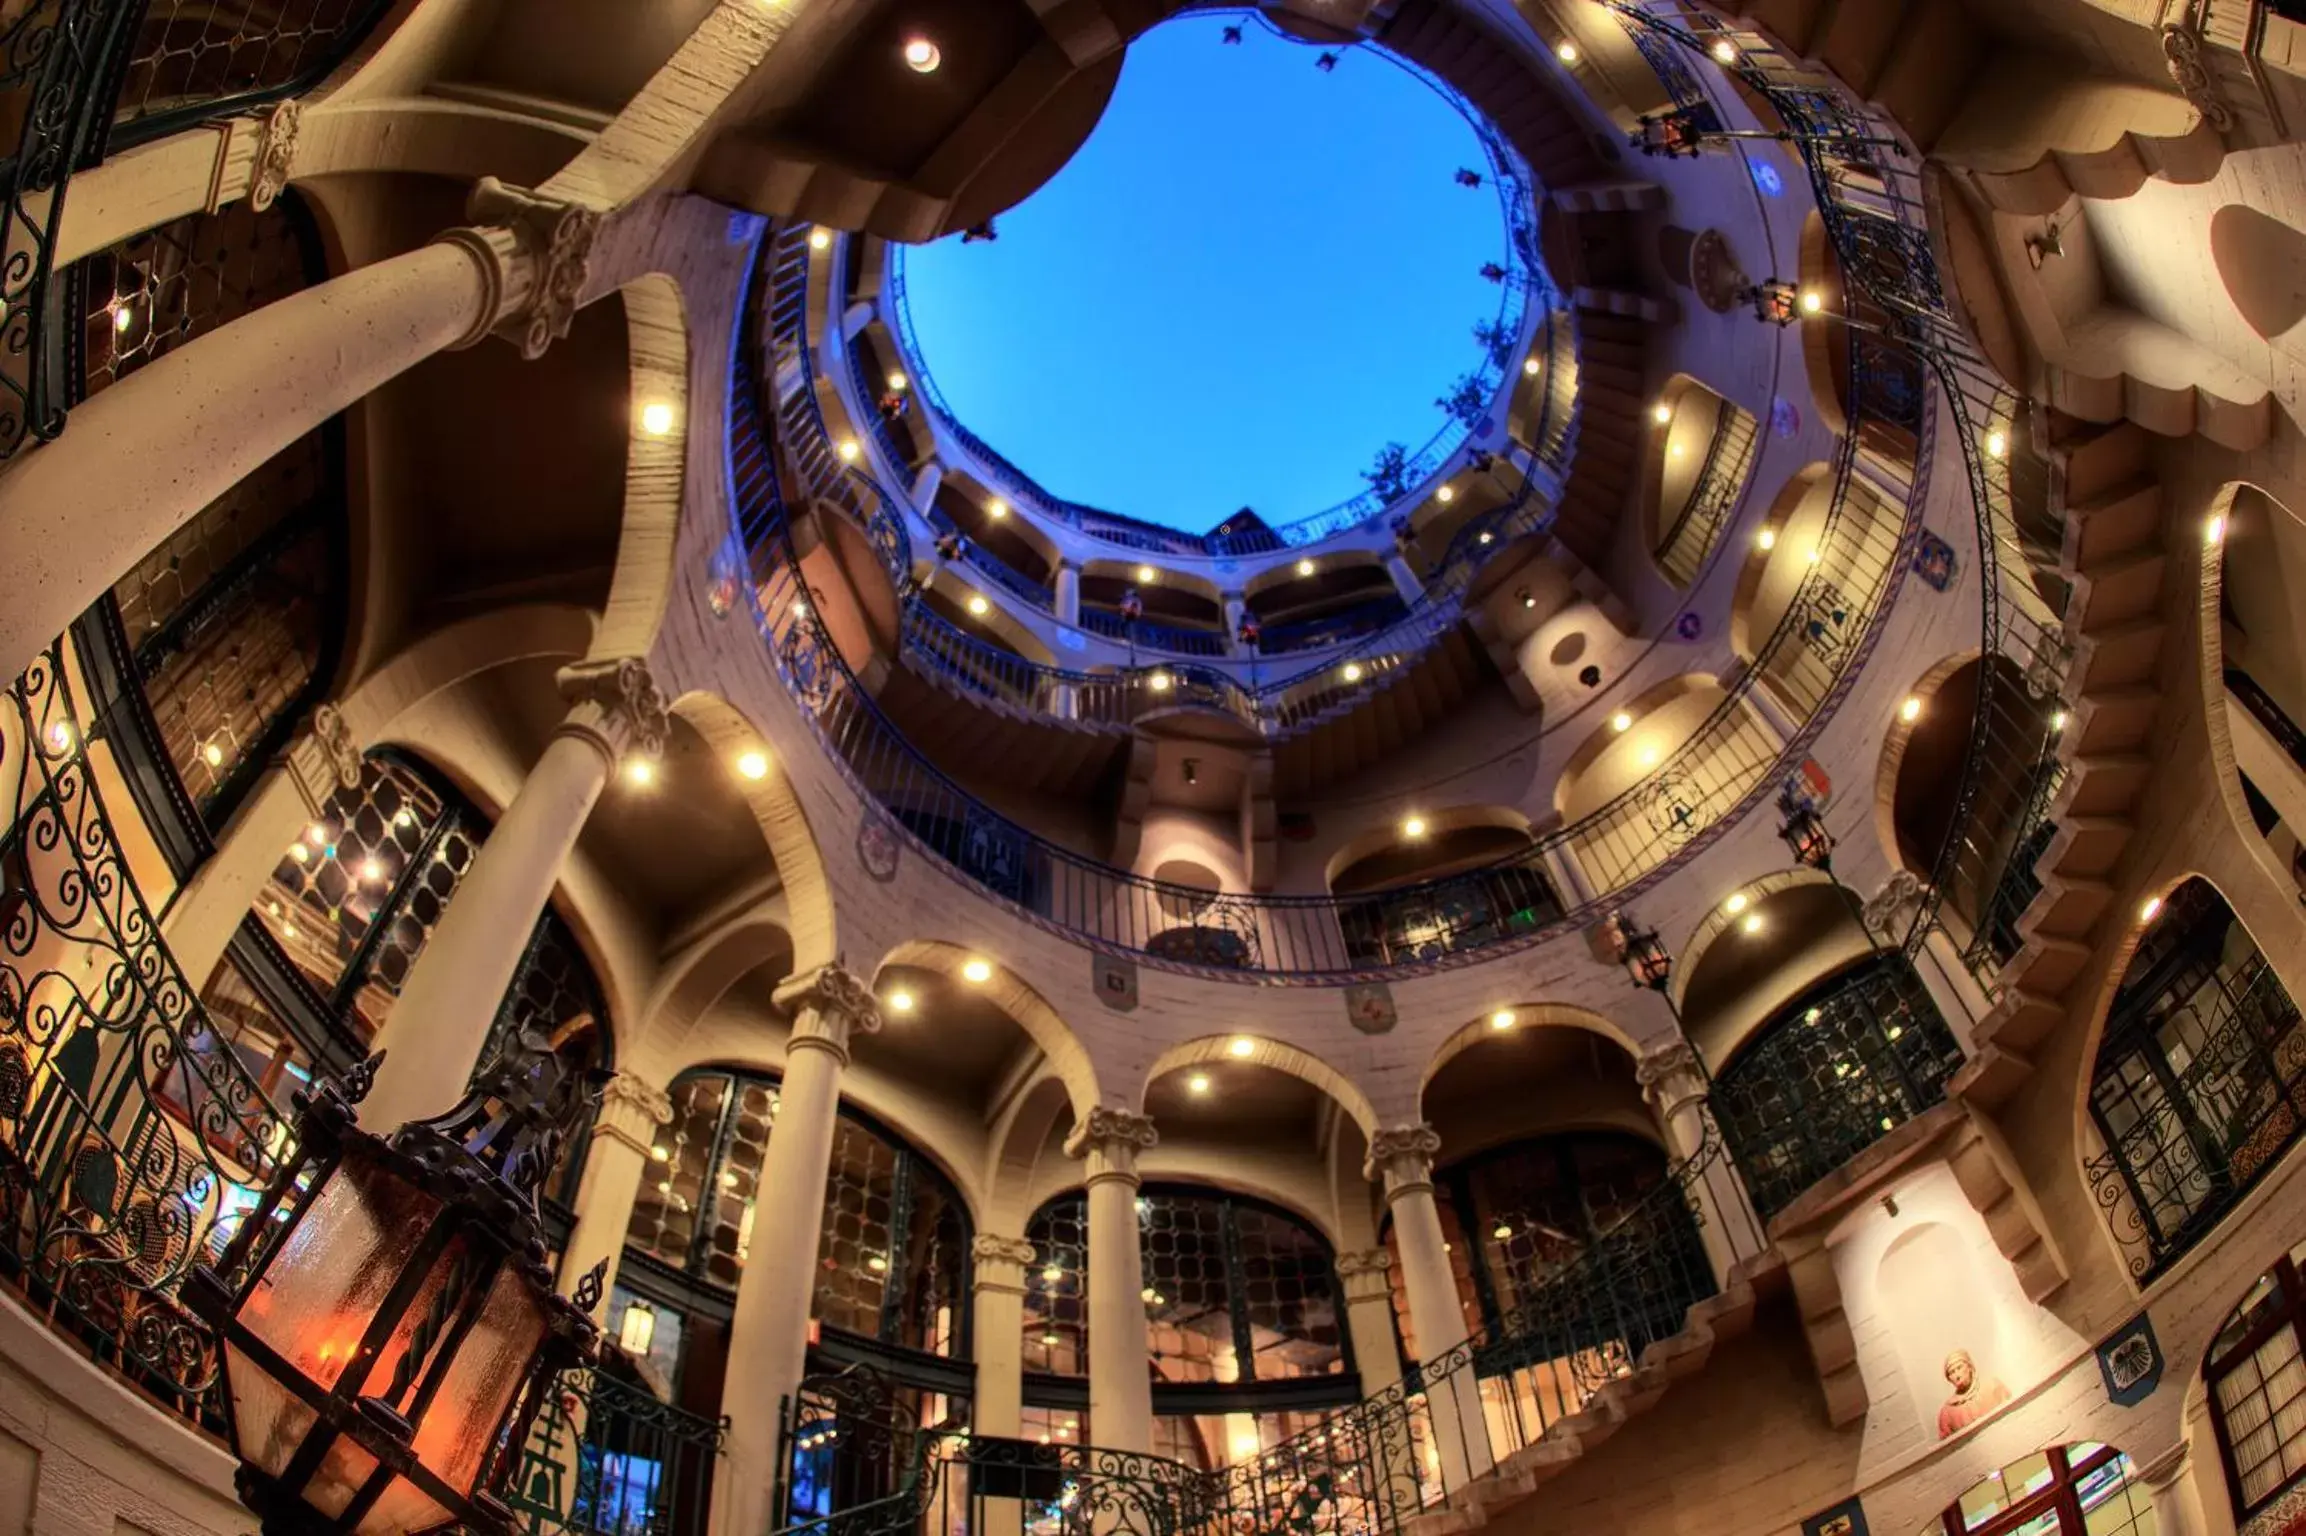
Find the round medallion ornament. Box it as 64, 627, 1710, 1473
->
857, 813, 902, 883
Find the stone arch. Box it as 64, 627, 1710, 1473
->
668, 689, 838, 975
985, 1072, 1077, 1237
1418, 1001, 1650, 1112
338, 603, 599, 743
1134, 1036, 1380, 1142
632, 909, 796, 1081
1322, 803, 1534, 891
2200, 481, 2306, 897
1553, 672, 1728, 822
1667, 867, 1842, 1010
592, 274, 688, 660
871, 939, 1099, 1120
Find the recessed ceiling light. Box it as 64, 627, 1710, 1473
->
1639, 745, 1661, 768
1228, 1037, 1255, 1057
641, 401, 675, 436
624, 758, 655, 787
1756, 528, 1777, 551
1149, 671, 1173, 692
1490, 1009, 1516, 1030
1900, 696, 1923, 723
1741, 913, 1764, 935
1343, 662, 1364, 683
1711, 38, 1738, 63
737, 750, 769, 780
1436, 485, 1456, 503
1724, 893, 1749, 915
887, 989, 915, 1013
1800, 289, 1824, 314
1297, 558, 1315, 577
1401, 815, 1428, 839
808, 228, 830, 252
987, 499, 1008, 519
1556, 41, 1578, 62
1136, 565, 1157, 583
967, 595, 990, 616
1611, 711, 1632, 733
837, 439, 860, 462
962, 958, 993, 984
1523, 357, 1541, 376
1652, 402, 1672, 425
887, 371, 908, 392
2140, 896, 2163, 923
1187, 1073, 1211, 1095
902, 36, 940, 71
2207, 514, 2227, 546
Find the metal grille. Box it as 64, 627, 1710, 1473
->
505, 1364, 727, 1536
1652, 397, 1760, 588
1023, 1193, 1087, 1374
72, 196, 318, 401
192, 950, 313, 1099
1712, 955, 1966, 1219
1141, 1192, 1237, 1381
0, 642, 291, 1430
697, 1077, 776, 1289
108, 0, 399, 146
816, 1117, 903, 1339
627, 1075, 732, 1272
2087, 881, 2306, 1281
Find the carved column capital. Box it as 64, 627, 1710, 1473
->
1064, 1106, 1159, 1182
1636, 1040, 1706, 1102
774, 962, 882, 1064
1364, 1123, 1442, 1193
433, 177, 603, 360
592, 1070, 674, 1154
1333, 1248, 1394, 1302
249, 99, 301, 213
279, 700, 364, 814
971, 1233, 1039, 1294
556, 656, 670, 764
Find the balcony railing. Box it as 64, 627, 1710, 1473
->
744, 215, 1925, 977
1711, 956, 1968, 1220
0, 0, 396, 460
507, 1365, 727, 1536
1652, 397, 1759, 588
875, 12, 1547, 559
770, 1134, 1747, 1536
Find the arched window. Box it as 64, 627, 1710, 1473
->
1020, 1186, 1347, 1387
621, 1069, 970, 1361
1712, 953, 1965, 1220
71, 192, 348, 873
2205, 1244, 2306, 1523
2086, 879, 2304, 1281
1916, 1442, 2150, 1535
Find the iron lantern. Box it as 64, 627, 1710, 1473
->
186, 1030, 607, 1536
1745, 278, 1801, 327
1777, 786, 1836, 871
1629, 107, 1709, 158
1613, 911, 1674, 993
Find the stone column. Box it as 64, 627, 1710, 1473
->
1636, 1043, 1764, 1287
971, 1233, 1035, 1536
1066, 1107, 1158, 1452
361, 658, 666, 1129
2135, 1442, 2208, 1536
910, 461, 944, 510
557, 1071, 674, 1310
1366, 1125, 1490, 1487
715, 964, 882, 1536
0, 178, 601, 691
1055, 561, 1083, 627
1221, 594, 1248, 655
161, 703, 364, 988
1384, 554, 1424, 605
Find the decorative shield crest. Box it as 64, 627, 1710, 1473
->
1344, 983, 1398, 1036
856, 813, 901, 884
2095, 1313, 2164, 1407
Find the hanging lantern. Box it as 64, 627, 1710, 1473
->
1629, 106, 1710, 158
1776, 786, 1836, 871
1612, 910, 1674, 993
1744, 278, 1801, 327
186, 1031, 608, 1536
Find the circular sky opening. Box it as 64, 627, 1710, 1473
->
897, 13, 1515, 537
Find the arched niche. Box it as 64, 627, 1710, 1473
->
1644, 375, 1756, 589
1554, 674, 1734, 825
1676, 879, 1872, 1066
1730, 461, 1906, 720
1324, 808, 1559, 970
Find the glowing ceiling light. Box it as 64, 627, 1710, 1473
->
624, 757, 656, 787
1639, 745, 1661, 768
867, 1255, 889, 1272
1228, 1037, 1255, 1057
1523, 357, 1541, 376
44, 721, 74, 752
1343, 662, 1364, 683
651, 1145, 670, 1162
1492, 1223, 1513, 1241
2207, 514, 2227, 546
1741, 913, 1765, 935
887, 371, 908, 392
902, 36, 941, 71
1799, 289, 1823, 314
1711, 38, 1738, 63
2050, 709, 2068, 732
1478, 530, 1493, 544
1136, 565, 1157, 584
737, 750, 769, 780
1149, 671, 1173, 692
1806, 546, 1822, 564
360, 858, 384, 883
967, 595, 991, 616
962, 958, 993, 984
1296, 558, 1316, 577
2139, 895, 2164, 923
1043, 1265, 1063, 1282
1724, 892, 1749, 915
1187, 1073, 1211, 1095
202, 741, 226, 767
1652, 401, 1672, 425
886, 989, 915, 1014
808, 228, 830, 251
307, 824, 329, 846
1401, 815, 1428, 839
641, 401, 675, 436
1490, 1009, 1516, 1030
837, 438, 860, 462
1142, 1287, 1158, 1302
1986, 429, 2009, 460
1611, 711, 1632, 733
1900, 695, 1923, 723
1556, 40, 1578, 62
987, 499, 1008, 519
1756, 528, 1777, 551
288, 843, 309, 864
1436, 485, 1456, 503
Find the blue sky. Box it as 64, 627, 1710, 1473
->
899, 14, 1507, 535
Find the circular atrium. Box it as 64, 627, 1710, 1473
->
3, 5, 2304, 1536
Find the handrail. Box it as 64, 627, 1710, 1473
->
876, 9, 1549, 557
740, 209, 1927, 979
1652, 398, 1760, 588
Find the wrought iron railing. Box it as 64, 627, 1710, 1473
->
1606, 2, 2074, 977
1652, 396, 1759, 588
0, 0, 394, 460
507, 1366, 727, 1536
744, 218, 1925, 976
875, 11, 1547, 559
0, 640, 292, 1430
1711, 955, 1968, 1220
2229, 666, 2306, 772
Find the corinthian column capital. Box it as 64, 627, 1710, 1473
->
593, 1070, 674, 1153
556, 655, 671, 763
1064, 1106, 1159, 1183
432, 177, 603, 360
1364, 1123, 1443, 1193
773, 962, 883, 1064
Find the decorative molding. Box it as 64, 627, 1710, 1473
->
1862, 869, 1927, 942
308, 703, 362, 789
2162, 19, 2236, 134
557, 656, 670, 760
1634, 1041, 1701, 1091
774, 962, 883, 1059
249, 100, 300, 213
1063, 1106, 1159, 1170
1363, 1123, 1442, 1187
971, 1234, 1038, 1269
600, 1070, 674, 1126
1333, 1248, 1393, 1281
460, 176, 603, 360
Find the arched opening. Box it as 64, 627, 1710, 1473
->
2085, 878, 2304, 1282
2203, 1241, 2306, 1526
1730, 461, 1907, 723
1644, 376, 1760, 589
1913, 1443, 2153, 1534
1890, 654, 2064, 972
1556, 676, 1778, 894
1328, 816, 1559, 969
1243, 561, 1404, 656
2219, 486, 2306, 902
1083, 564, 1228, 655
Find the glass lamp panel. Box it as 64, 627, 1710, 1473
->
241, 1160, 442, 1398
404, 1262, 548, 1507
220, 1337, 321, 1477
305, 1431, 383, 1519
364, 1231, 477, 1413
